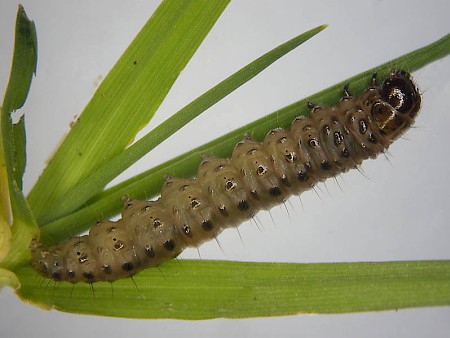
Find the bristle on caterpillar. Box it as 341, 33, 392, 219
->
30, 70, 421, 283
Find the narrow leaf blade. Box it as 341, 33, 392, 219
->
16, 260, 450, 318
0, 5, 38, 271
1, 4, 37, 113
27, 0, 231, 221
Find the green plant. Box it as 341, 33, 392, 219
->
0, 1, 449, 319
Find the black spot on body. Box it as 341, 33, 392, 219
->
321, 161, 331, 170
83, 271, 95, 282
102, 264, 112, 275
368, 133, 377, 143
341, 148, 350, 158
297, 170, 308, 182
182, 224, 192, 236
202, 220, 213, 231
238, 200, 250, 211
144, 244, 155, 258
52, 272, 62, 281
67, 270, 75, 279
163, 239, 176, 251
269, 187, 282, 197
122, 262, 134, 272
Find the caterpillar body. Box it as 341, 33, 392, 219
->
30, 70, 421, 284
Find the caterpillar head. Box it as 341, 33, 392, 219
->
372, 70, 421, 140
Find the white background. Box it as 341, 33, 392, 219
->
0, 1, 449, 337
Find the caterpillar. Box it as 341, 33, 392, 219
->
30, 70, 421, 284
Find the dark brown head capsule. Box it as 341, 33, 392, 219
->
371, 70, 421, 140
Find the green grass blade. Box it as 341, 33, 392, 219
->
0, 5, 38, 273
39, 33, 450, 245
15, 260, 450, 319
38, 25, 327, 227
1, 4, 36, 207
1, 5, 37, 114
27, 0, 230, 222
